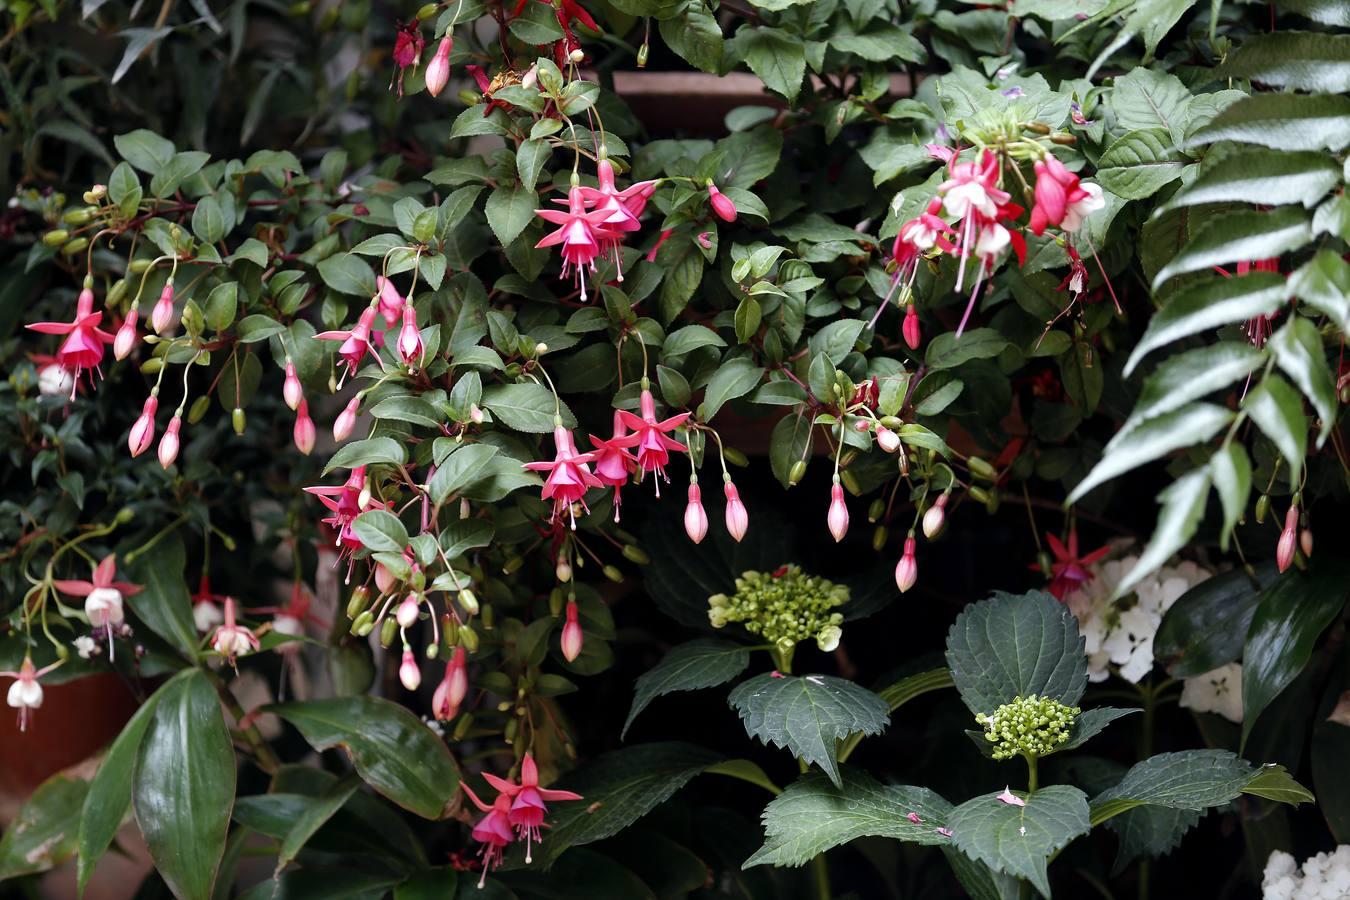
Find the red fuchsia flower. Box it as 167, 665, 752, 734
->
870, 198, 952, 330
895, 535, 918, 592
283, 359, 303, 410
294, 399, 316, 455
318, 305, 381, 385
211, 597, 260, 662
576, 157, 655, 281
523, 426, 603, 528
851, 378, 880, 410
54, 554, 141, 659
1039, 528, 1111, 600
1029, 155, 1080, 236
128, 395, 158, 457
425, 36, 453, 98
723, 480, 749, 542
828, 482, 849, 542
3, 657, 61, 732
191, 575, 225, 633
334, 395, 361, 441
1277, 505, 1299, 573
306, 466, 391, 571
113, 308, 138, 361
684, 481, 708, 543
923, 493, 948, 539
707, 183, 737, 222
505, 753, 583, 863
158, 414, 183, 469
397, 302, 424, 369
535, 184, 617, 301
150, 281, 175, 334
375, 276, 405, 328
903, 302, 922, 348
588, 410, 638, 520
616, 385, 690, 491
560, 600, 583, 662
26, 282, 115, 392
399, 647, 422, 691
940, 149, 1013, 289
433, 646, 469, 720
460, 786, 515, 886
390, 20, 425, 98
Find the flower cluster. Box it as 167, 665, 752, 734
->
461, 754, 583, 885
975, 694, 1080, 760
1264, 846, 1350, 900
707, 565, 848, 654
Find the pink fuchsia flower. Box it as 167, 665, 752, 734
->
1028, 155, 1078, 236
305, 466, 391, 569
425, 36, 453, 98
1277, 505, 1299, 573
432, 646, 468, 720
211, 597, 260, 663
588, 410, 638, 520
460, 784, 515, 887
560, 600, 583, 662
504, 753, 583, 863
375, 276, 405, 328
333, 395, 361, 441
684, 481, 708, 544
158, 414, 183, 469
317, 305, 381, 385
535, 185, 617, 301
576, 157, 655, 280
150, 281, 176, 334
37, 362, 75, 397
996, 786, 1026, 807
294, 399, 316, 455
53, 554, 142, 659
616, 386, 690, 490
902, 303, 921, 349
827, 482, 849, 542
113, 308, 139, 361
869, 198, 951, 330
723, 480, 749, 542
389, 20, 425, 97
128, 395, 158, 457
923, 494, 948, 539
26, 282, 115, 392
707, 183, 737, 222
1039, 528, 1110, 600
1061, 181, 1105, 233
895, 535, 918, 593
397, 302, 424, 369
3, 657, 61, 732
522, 426, 603, 528
398, 647, 422, 691
283, 359, 303, 410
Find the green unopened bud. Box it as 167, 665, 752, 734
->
426, 643, 439, 660
1254, 494, 1270, 524
504, 718, 518, 743
379, 617, 398, 647
788, 460, 807, 486
114, 506, 136, 524
621, 545, 650, 565
460, 625, 480, 652
410, 569, 426, 591
1037, 550, 1053, 577
232, 407, 246, 434
61, 237, 89, 256
416, 2, 439, 19
458, 588, 479, 614
187, 395, 210, 425
975, 694, 1080, 760
879, 415, 903, 430
481, 604, 494, 630
723, 447, 748, 468
549, 588, 564, 617
967, 456, 997, 480
840, 470, 861, 495
452, 714, 474, 740
502, 555, 523, 575
350, 610, 374, 635
63, 208, 93, 225
444, 616, 459, 647
603, 564, 624, 583
968, 485, 991, 505
42, 229, 70, 247
129, 258, 153, 274
868, 498, 885, 522
458, 89, 479, 105
872, 525, 888, 552
107, 279, 128, 306
83, 185, 107, 203
347, 586, 372, 619
140, 358, 163, 375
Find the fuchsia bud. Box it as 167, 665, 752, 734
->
396, 594, 420, 629
375, 562, 397, 594
560, 600, 583, 662
375, 276, 405, 327
1301, 527, 1314, 559
114, 308, 139, 360
903, 304, 921, 349
158, 415, 182, 469
128, 395, 158, 457
923, 493, 948, 539
433, 646, 468, 720
723, 480, 749, 542
397, 303, 423, 368
827, 481, 849, 542
294, 399, 316, 455
1277, 506, 1298, 573
707, 184, 737, 222
876, 426, 900, 453
151, 281, 175, 335
399, 648, 422, 691
684, 482, 708, 544
697, 231, 713, 249
895, 535, 918, 593
334, 395, 360, 441
425, 36, 453, 97
283, 359, 303, 410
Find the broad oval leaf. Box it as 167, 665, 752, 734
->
701, 358, 766, 421
1155, 565, 1277, 678
624, 638, 751, 737
925, 328, 1010, 370
1096, 129, 1189, 200
948, 785, 1091, 898
480, 382, 577, 433
324, 436, 408, 474
351, 509, 410, 553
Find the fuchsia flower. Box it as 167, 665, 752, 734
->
26, 283, 114, 392
522, 426, 603, 528
158, 414, 183, 469
1039, 528, 1110, 600
424, 36, 453, 98
433, 646, 468, 721
283, 359, 303, 410
128, 395, 158, 457
399, 648, 422, 691
827, 482, 849, 542
463, 752, 584, 877
54, 554, 141, 659
294, 399, 316, 455
113, 308, 139, 361
923, 494, 948, 538
463, 789, 515, 886
723, 481, 749, 542
317, 305, 380, 385
615, 386, 689, 490
375, 276, 405, 327
707, 183, 737, 222
150, 281, 175, 334
576, 157, 655, 280
588, 410, 638, 519
560, 600, 583, 662
397, 303, 424, 368
870, 198, 951, 330
306, 466, 391, 569
2, 657, 61, 732
1277, 505, 1299, 573
211, 597, 260, 662
895, 536, 918, 593
684, 482, 708, 544
333, 395, 360, 441
390, 20, 425, 98
535, 185, 617, 301
191, 575, 225, 633
902, 304, 921, 349
876, 425, 900, 453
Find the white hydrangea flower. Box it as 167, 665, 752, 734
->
1180, 663, 1244, 723
1263, 846, 1350, 899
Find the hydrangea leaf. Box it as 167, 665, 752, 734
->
948, 785, 1091, 898
623, 639, 752, 737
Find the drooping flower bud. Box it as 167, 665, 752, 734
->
1301, 527, 1314, 560
902, 303, 921, 349
283, 358, 303, 410
397, 303, 424, 368
827, 481, 849, 542
424, 36, 453, 97
1277, 505, 1299, 573
151, 281, 175, 335
723, 480, 749, 542
707, 184, 737, 222
158, 414, 182, 469
875, 426, 900, 453
396, 594, 420, 629
375, 562, 397, 594
684, 482, 708, 544
334, 395, 360, 441
923, 493, 948, 539
114, 308, 139, 360
129, 395, 159, 457
895, 535, 918, 593
556, 560, 573, 583
399, 648, 422, 691
294, 399, 316, 455
560, 600, 583, 662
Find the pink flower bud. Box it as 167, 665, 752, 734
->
425, 36, 452, 97
432, 646, 468, 720
333, 395, 360, 441
902, 304, 921, 349
151, 282, 175, 335
294, 399, 316, 455
397, 303, 423, 368
114, 308, 139, 360
470, 404, 484, 425
375, 563, 397, 594
129, 395, 158, 457
399, 649, 422, 691
1277, 506, 1299, 573
853, 419, 872, 433
697, 231, 713, 249
447, 646, 468, 706
724, 480, 749, 542
158, 415, 182, 469
561, 600, 583, 662
895, 536, 918, 593
707, 184, 737, 222
283, 359, 303, 410
876, 426, 900, 453
396, 594, 420, 629
520, 64, 538, 90
684, 482, 708, 544
922, 494, 948, 539
828, 482, 849, 542
375, 276, 405, 327
1301, 527, 1314, 560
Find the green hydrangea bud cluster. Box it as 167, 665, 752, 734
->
707, 565, 848, 653
975, 694, 1081, 760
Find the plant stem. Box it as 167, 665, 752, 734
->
1026, 754, 1039, 794
210, 669, 281, 774
800, 759, 831, 900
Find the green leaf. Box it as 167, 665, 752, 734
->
734, 296, 763, 343
427, 444, 500, 505
439, 519, 495, 559
663, 324, 726, 357
830, 23, 926, 64
114, 128, 175, 173
480, 383, 576, 433
1067, 403, 1231, 503
268, 696, 460, 819
727, 673, 889, 787
0, 773, 88, 879
1108, 69, 1193, 144
1158, 148, 1339, 212
126, 533, 200, 659
1114, 468, 1212, 599
660, 0, 724, 73
324, 437, 408, 474
1107, 806, 1203, 874
395, 868, 461, 900
768, 411, 813, 488
925, 328, 1009, 369
1124, 273, 1287, 374
1242, 564, 1350, 746
1243, 766, 1317, 805
1096, 130, 1189, 200
369, 395, 444, 429
809, 319, 866, 365
1243, 374, 1308, 487
529, 742, 724, 867
738, 27, 806, 102
351, 509, 409, 553
1268, 317, 1336, 446
1090, 749, 1310, 825
515, 139, 550, 192
624, 639, 751, 737
150, 151, 210, 198
192, 194, 226, 244
276, 775, 361, 874
1126, 342, 1265, 432
485, 183, 538, 248
701, 358, 765, 420
948, 785, 1091, 898
1214, 32, 1350, 93
1187, 93, 1350, 152
1154, 565, 1275, 678
1289, 250, 1350, 333
78, 674, 173, 893
944, 590, 1087, 715
134, 670, 236, 900
236, 314, 287, 343
1209, 442, 1252, 550
317, 254, 377, 297
745, 770, 953, 867
203, 282, 238, 332
108, 161, 143, 218
1062, 707, 1141, 751
1152, 207, 1311, 289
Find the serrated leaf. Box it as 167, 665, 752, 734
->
727, 673, 889, 786
323, 437, 408, 474
1124, 273, 1287, 374
1289, 250, 1350, 333
1153, 208, 1311, 289
427, 444, 500, 505
624, 639, 751, 736
480, 383, 576, 433
744, 770, 953, 868
1109, 69, 1193, 143
1126, 342, 1265, 431
1062, 706, 1141, 751
1268, 316, 1336, 446
738, 27, 806, 102
1096, 129, 1189, 200
1090, 749, 1309, 824
1214, 32, 1350, 93
948, 785, 1090, 898
1068, 403, 1232, 503
1158, 148, 1339, 212
485, 183, 538, 248
1243, 374, 1308, 487
1114, 468, 1212, 598
660, 0, 724, 73
1187, 93, 1350, 151
1108, 806, 1203, 874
